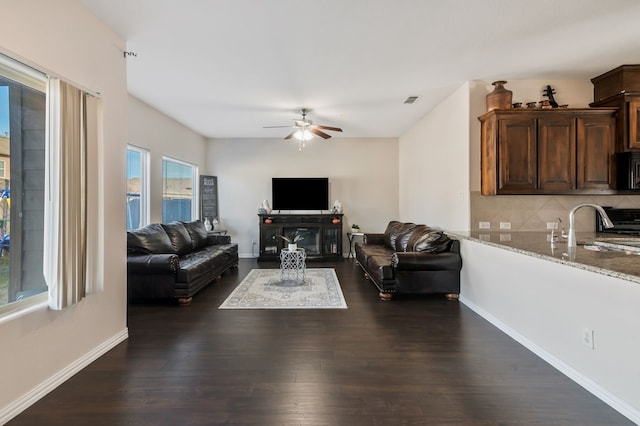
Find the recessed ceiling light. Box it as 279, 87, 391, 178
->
404, 96, 419, 104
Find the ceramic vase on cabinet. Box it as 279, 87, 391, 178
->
486, 80, 513, 111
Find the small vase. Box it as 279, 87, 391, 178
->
288, 243, 297, 251
203, 217, 212, 231
486, 80, 513, 111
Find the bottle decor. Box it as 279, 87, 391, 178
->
486, 80, 513, 111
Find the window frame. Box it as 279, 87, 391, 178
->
0, 53, 47, 317
161, 156, 198, 223
126, 144, 150, 230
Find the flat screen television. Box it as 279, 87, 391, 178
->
272, 177, 329, 211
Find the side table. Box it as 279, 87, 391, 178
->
347, 232, 364, 259
280, 248, 306, 284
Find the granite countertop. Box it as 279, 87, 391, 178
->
447, 231, 640, 285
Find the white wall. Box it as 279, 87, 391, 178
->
207, 137, 399, 257
0, 0, 128, 422
459, 239, 640, 424
398, 82, 471, 231
128, 96, 208, 224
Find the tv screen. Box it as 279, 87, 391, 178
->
272, 178, 329, 211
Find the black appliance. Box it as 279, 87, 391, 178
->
272, 177, 329, 211
597, 207, 640, 235
616, 151, 640, 190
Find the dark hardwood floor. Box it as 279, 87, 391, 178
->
9, 259, 632, 425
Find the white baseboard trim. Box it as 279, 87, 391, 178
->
459, 296, 639, 425
0, 328, 129, 425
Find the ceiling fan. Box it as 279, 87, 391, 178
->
264, 108, 343, 141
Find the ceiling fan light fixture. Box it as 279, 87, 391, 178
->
293, 129, 314, 141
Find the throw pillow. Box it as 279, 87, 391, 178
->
127, 223, 173, 254
161, 222, 193, 256
182, 220, 209, 250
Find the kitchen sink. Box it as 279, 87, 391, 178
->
585, 238, 640, 253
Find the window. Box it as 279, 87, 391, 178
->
126, 145, 149, 230
162, 157, 198, 223
0, 54, 47, 310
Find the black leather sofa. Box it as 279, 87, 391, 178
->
355, 221, 462, 300
127, 220, 238, 304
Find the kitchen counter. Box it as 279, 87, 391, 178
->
447, 231, 640, 285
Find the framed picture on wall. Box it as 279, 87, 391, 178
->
199, 175, 218, 222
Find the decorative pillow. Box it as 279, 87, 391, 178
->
161, 222, 193, 256
181, 220, 209, 250
127, 224, 173, 254
412, 230, 451, 253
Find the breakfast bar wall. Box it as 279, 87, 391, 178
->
258, 214, 343, 261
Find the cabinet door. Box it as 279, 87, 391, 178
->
538, 116, 576, 191
497, 117, 537, 193
576, 114, 615, 190
629, 98, 640, 150
260, 224, 281, 256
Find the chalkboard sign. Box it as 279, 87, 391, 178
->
199, 175, 218, 222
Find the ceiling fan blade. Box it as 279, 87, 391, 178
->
310, 128, 331, 139
315, 125, 342, 132
284, 131, 297, 140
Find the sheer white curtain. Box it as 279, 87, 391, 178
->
44, 78, 101, 310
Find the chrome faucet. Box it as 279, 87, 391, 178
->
567, 203, 614, 249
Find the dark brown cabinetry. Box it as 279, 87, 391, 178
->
258, 214, 343, 261
479, 108, 617, 195
591, 94, 640, 151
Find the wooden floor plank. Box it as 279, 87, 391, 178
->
8, 259, 633, 425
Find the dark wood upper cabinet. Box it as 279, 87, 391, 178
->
479, 108, 617, 195
591, 94, 640, 151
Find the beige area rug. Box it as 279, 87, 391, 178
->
219, 268, 347, 309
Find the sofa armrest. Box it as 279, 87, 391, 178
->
363, 233, 386, 245
392, 251, 462, 271
207, 234, 231, 245
127, 253, 179, 274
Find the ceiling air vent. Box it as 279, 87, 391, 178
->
404, 96, 419, 104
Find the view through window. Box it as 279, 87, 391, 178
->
0, 58, 47, 309
162, 157, 197, 223
126, 146, 149, 230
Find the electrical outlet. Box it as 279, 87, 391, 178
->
582, 328, 595, 349
479, 234, 491, 241
499, 222, 511, 230
547, 222, 559, 230
479, 221, 491, 229
499, 233, 511, 242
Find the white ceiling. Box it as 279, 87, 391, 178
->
82, 0, 640, 139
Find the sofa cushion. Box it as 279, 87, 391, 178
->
384, 221, 417, 251
175, 243, 238, 285
182, 220, 209, 250
412, 230, 451, 253
161, 222, 193, 256
127, 224, 173, 254
405, 225, 432, 251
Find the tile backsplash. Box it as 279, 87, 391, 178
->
470, 192, 640, 232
